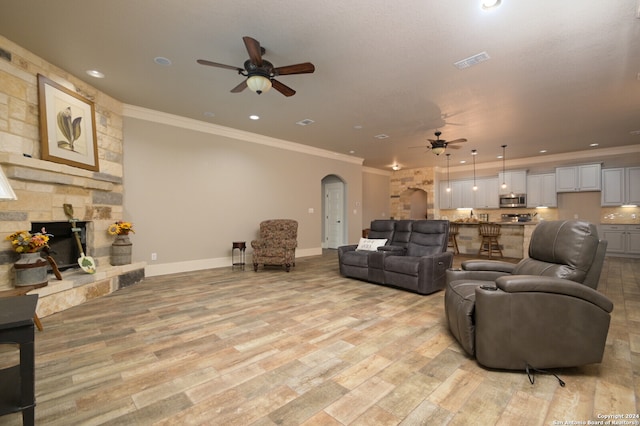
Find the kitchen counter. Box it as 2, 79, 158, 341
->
450, 221, 538, 258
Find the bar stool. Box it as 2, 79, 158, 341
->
448, 222, 460, 254
478, 223, 503, 259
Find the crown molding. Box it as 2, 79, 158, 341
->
123, 105, 364, 166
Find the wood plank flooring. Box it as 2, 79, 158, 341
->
1, 251, 638, 425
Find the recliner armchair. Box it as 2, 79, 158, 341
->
251, 219, 298, 272
445, 220, 613, 370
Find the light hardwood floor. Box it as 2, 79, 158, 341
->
1, 251, 638, 425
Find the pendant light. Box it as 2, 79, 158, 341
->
446, 153, 451, 192
501, 144, 507, 189
471, 149, 478, 191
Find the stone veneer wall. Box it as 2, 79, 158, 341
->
0, 36, 144, 316
389, 167, 436, 219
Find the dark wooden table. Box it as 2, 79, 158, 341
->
0, 294, 38, 426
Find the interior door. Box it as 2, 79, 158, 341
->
325, 182, 344, 249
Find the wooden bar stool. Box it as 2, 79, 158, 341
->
478, 223, 503, 259
448, 222, 460, 254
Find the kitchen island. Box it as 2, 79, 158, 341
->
452, 221, 539, 259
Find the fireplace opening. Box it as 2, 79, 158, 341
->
31, 221, 88, 272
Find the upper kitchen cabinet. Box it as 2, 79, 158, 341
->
498, 170, 527, 195
601, 166, 640, 206
527, 173, 557, 208
555, 164, 601, 192
475, 177, 500, 209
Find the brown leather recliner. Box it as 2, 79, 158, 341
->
445, 220, 613, 370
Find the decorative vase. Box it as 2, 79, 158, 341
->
13, 252, 48, 287
111, 234, 132, 266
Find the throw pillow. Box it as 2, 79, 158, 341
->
355, 238, 388, 251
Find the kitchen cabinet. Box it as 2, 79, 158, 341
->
475, 177, 499, 208
440, 178, 498, 209
556, 164, 601, 192
600, 224, 640, 257
527, 173, 557, 207
601, 167, 640, 206
498, 170, 527, 195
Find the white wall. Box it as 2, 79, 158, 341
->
362, 167, 391, 228
122, 107, 364, 276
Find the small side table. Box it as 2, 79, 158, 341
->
232, 241, 246, 271
0, 294, 38, 426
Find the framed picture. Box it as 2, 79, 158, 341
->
38, 74, 99, 171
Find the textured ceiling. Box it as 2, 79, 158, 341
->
1, 0, 639, 171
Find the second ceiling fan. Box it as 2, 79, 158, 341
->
411, 131, 467, 155
197, 36, 315, 97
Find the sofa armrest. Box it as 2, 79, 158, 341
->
337, 244, 358, 257
461, 260, 516, 273
446, 268, 510, 285
495, 275, 614, 313
377, 245, 407, 255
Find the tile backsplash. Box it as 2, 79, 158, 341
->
601, 206, 640, 224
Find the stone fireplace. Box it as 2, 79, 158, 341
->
31, 221, 87, 271
0, 36, 145, 318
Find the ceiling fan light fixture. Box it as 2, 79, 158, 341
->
246, 75, 272, 94
432, 146, 446, 156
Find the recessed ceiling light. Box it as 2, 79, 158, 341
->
349, 150, 355, 154
203, 111, 215, 118
392, 164, 400, 171
86, 70, 105, 78
249, 115, 260, 120
497, 155, 503, 159
374, 134, 389, 139
539, 150, 548, 153
481, 0, 501, 10
354, 125, 363, 130
296, 119, 314, 126
153, 56, 172, 66
460, 160, 467, 164
589, 143, 599, 147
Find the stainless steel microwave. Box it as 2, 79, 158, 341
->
499, 194, 526, 208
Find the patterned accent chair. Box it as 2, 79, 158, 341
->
251, 219, 298, 272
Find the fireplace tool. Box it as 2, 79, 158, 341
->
63, 204, 96, 274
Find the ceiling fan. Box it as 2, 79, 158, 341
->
197, 36, 315, 97
410, 131, 467, 155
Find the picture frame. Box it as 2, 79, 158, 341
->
37, 74, 99, 171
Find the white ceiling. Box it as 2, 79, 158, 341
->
1, 0, 639, 171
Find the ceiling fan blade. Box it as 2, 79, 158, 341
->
197, 59, 243, 72
446, 138, 468, 144
448, 145, 462, 149
408, 145, 430, 149
271, 79, 296, 97
273, 62, 316, 75
230, 80, 248, 93
243, 36, 263, 66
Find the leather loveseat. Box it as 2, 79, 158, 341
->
445, 220, 613, 371
338, 219, 453, 295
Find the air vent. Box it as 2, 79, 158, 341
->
373, 134, 389, 140
454, 52, 491, 69
296, 119, 314, 126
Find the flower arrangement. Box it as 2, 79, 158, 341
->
6, 229, 52, 253
108, 221, 135, 236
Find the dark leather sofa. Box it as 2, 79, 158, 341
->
445, 220, 613, 370
338, 219, 453, 295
